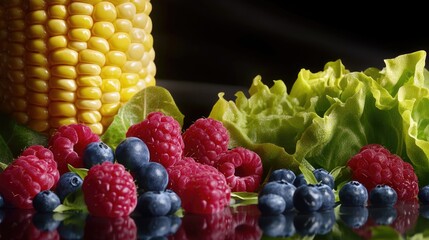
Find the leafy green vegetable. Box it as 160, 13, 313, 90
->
209, 50, 429, 185
0, 114, 48, 167
101, 86, 184, 150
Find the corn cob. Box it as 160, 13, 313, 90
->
0, 0, 156, 135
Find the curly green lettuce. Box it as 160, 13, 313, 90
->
209, 50, 429, 186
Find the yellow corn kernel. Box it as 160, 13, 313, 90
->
106, 51, 126, 66
88, 37, 109, 53
68, 15, 93, 28
10, 43, 26, 57
77, 63, 101, 75
12, 98, 27, 111
47, 36, 68, 50
27, 10, 47, 23
101, 78, 120, 91
76, 99, 102, 110
101, 66, 121, 78
49, 102, 77, 117
26, 39, 47, 52
48, 5, 67, 19
29, 0, 46, 10
49, 89, 76, 102
108, 32, 131, 51
92, 2, 117, 22
46, 19, 67, 36
126, 43, 144, 60
79, 49, 106, 66
92, 21, 114, 38
68, 2, 94, 15
12, 112, 28, 124
8, 71, 25, 83
51, 65, 77, 79
8, 57, 24, 70
77, 87, 102, 99
101, 92, 120, 103
78, 110, 102, 124
68, 28, 91, 42
27, 92, 49, 106
120, 86, 138, 102
116, 3, 136, 19
119, 73, 139, 87
77, 76, 102, 87
49, 48, 79, 65
11, 84, 26, 96
122, 60, 142, 73
26, 78, 49, 92
114, 19, 132, 32
50, 78, 77, 90
67, 41, 87, 51
100, 102, 121, 116
86, 123, 103, 135
9, 32, 25, 43
28, 120, 49, 132
26, 67, 50, 80
28, 106, 49, 119
49, 117, 77, 128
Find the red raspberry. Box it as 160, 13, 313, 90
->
82, 162, 137, 217
126, 111, 184, 168
347, 144, 419, 200
216, 147, 263, 192
0, 147, 60, 209
48, 123, 100, 174
181, 171, 231, 214
167, 158, 220, 196
183, 117, 229, 166
21, 145, 60, 188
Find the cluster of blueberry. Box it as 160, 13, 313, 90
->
30, 136, 181, 217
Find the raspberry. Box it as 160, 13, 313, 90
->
0, 149, 59, 209
183, 117, 229, 166
48, 123, 100, 174
82, 162, 137, 217
216, 147, 263, 192
181, 171, 231, 214
347, 144, 419, 200
21, 145, 60, 188
126, 111, 184, 168
166, 158, 220, 196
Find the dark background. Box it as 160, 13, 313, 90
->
151, 1, 429, 89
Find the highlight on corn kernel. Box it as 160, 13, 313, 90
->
0, 0, 156, 135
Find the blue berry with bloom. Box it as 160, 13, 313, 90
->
83, 141, 115, 168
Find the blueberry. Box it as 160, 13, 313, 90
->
258, 194, 286, 215
32, 190, 61, 213
137, 191, 172, 216
368, 206, 397, 225
83, 141, 115, 168
168, 215, 182, 236
420, 205, 429, 219
339, 181, 368, 207
269, 169, 296, 184
136, 216, 172, 238
339, 205, 368, 228
369, 184, 397, 207
318, 209, 336, 235
135, 162, 169, 192
32, 212, 61, 231
313, 168, 335, 189
315, 183, 336, 210
293, 211, 322, 236
258, 213, 296, 238
293, 174, 307, 188
115, 137, 150, 172
293, 184, 323, 212
165, 189, 181, 215
418, 185, 429, 204
55, 172, 83, 202
259, 180, 296, 212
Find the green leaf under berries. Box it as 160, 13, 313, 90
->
101, 86, 185, 150
54, 189, 88, 213
67, 165, 88, 179
0, 114, 48, 165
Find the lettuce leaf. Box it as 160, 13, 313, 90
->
209, 50, 429, 186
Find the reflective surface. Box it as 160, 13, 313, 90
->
0, 199, 427, 239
